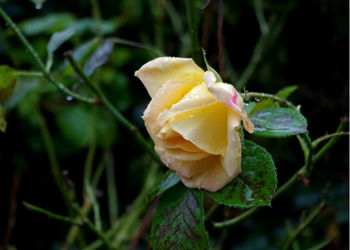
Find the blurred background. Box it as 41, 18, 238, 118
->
0, 0, 348, 249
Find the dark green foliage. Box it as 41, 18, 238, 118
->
152, 184, 208, 249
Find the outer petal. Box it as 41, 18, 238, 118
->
177, 156, 232, 192
142, 79, 195, 143
169, 102, 228, 155
135, 57, 204, 97
204, 71, 254, 133
222, 110, 242, 177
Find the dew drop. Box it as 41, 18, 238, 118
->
254, 98, 262, 102
66, 96, 73, 101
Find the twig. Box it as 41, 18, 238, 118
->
313, 120, 347, 163
217, 0, 224, 78
128, 197, 159, 250
73, 204, 114, 249
185, 0, 200, 63
254, 0, 269, 34
34, 106, 74, 215
312, 131, 349, 148
109, 37, 163, 57
23, 202, 82, 227
15, 71, 43, 77
85, 184, 102, 231
0, 6, 97, 104
65, 53, 161, 164
106, 150, 119, 226
2, 173, 22, 247
282, 199, 326, 250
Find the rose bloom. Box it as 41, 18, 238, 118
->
135, 57, 254, 192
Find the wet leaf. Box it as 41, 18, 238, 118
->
83, 40, 114, 76
152, 184, 209, 249
0, 65, 16, 103
147, 171, 180, 202
250, 107, 308, 137
209, 140, 277, 208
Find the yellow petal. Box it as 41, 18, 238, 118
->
169, 102, 228, 155
142, 79, 195, 143
162, 137, 203, 153
177, 156, 233, 192
156, 147, 216, 178
157, 83, 218, 126
222, 110, 242, 176
204, 71, 254, 134
135, 57, 204, 97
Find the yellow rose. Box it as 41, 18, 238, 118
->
135, 57, 254, 192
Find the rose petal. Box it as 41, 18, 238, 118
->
222, 110, 242, 176
169, 102, 228, 155
204, 71, 254, 133
155, 146, 216, 178
177, 156, 233, 192
157, 83, 217, 126
135, 57, 204, 97
142, 79, 195, 143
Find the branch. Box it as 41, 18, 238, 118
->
282, 199, 326, 250
23, 202, 82, 227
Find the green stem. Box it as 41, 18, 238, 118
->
109, 37, 163, 57
83, 107, 97, 187
0, 6, 96, 104
85, 184, 102, 231
282, 200, 326, 250
244, 92, 295, 109
23, 202, 82, 227
33, 106, 73, 215
73, 204, 114, 249
185, 0, 200, 63
312, 131, 349, 148
106, 151, 119, 226
66, 54, 161, 164
313, 121, 346, 162
15, 71, 43, 77
63, 198, 92, 250
90, 0, 103, 37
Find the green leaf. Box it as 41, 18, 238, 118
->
83, 40, 114, 76
0, 65, 16, 103
209, 140, 277, 208
147, 171, 180, 202
250, 107, 308, 137
250, 85, 298, 113
275, 85, 298, 99
20, 13, 75, 36
47, 28, 75, 71
152, 184, 209, 249
0, 105, 7, 132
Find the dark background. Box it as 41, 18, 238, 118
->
0, 0, 348, 249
